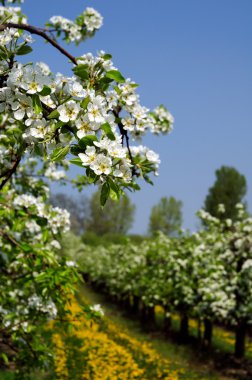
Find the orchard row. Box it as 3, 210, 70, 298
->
75, 205, 252, 359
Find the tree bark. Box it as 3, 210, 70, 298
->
235, 321, 247, 359
203, 318, 212, 347
180, 314, 189, 341
197, 319, 202, 342
163, 306, 172, 334
132, 295, 140, 315
140, 302, 147, 324
123, 295, 131, 311
147, 306, 155, 325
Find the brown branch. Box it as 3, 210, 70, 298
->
21, 331, 39, 361
0, 230, 23, 249
0, 337, 19, 354
0, 22, 77, 65
0, 155, 21, 191
113, 109, 138, 176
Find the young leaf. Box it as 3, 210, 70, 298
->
143, 174, 154, 185
39, 86, 52, 96
71, 145, 83, 156
1, 353, 9, 365
51, 145, 69, 162
32, 94, 42, 115
73, 65, 89, 80
86, 167, 98, 183
102, 53, 112, 60
80, 96, 90, 109
105, 70, 125, 83
108, 177, 120, 194
69, 157, 84, 167
79, 135, 98, 149
16, 45, 33, 55
110, 189, 119, 201
114, 86, 121, 95
100, 182, 110, 206
101, 122, 115, 141
47, 109, 60, 119
132, 182, 141, 191
20, 243, 33, 253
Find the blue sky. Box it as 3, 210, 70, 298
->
22, 0, 252, 234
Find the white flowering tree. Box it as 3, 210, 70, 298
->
0, 0, 173, 377
206, 205, 252, 358
77, 206, 252, 359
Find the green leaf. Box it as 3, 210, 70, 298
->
73, 65, 89, 80
55, 121, 65, 131
99, 77, 113, 85
36, 217, 48, 227
42, 288, 48, 296
51, 145, 69, 162
114, 86, 121, 95
39, 86, 52, 96
69, 157, 84, 167
79, 135, 98, 149
132, 182, 141, 191
0, 51, 8, 60
101, 122, 115, 141
105, 70, 125, 83
70, 145, 83, 156
80, 96, 90, 110
1, 353, 9, 365
102, 53, 112, 60
143, 175, 154, 185
108, 177, 120, 195
16, 44, 33, 55
100, 182, 110, 206
86, 167, 98, 183
32, 94, 42, 115
20, 243, 33, 253
47, 109, 60, 119
110, 189, 119, 201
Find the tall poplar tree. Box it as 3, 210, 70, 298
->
204, 166, 247, 220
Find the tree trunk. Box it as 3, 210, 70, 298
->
164, 315, 171, 334
163, 306, 171, 334
235, 321, 247, 359
197, 319, 202, 342
203, 318, 212, 347
140, 302, 147, 325
132, 295, 140, 315
180, 314, 189, 341
146, 305, 155, 328
122, 295, 131, 311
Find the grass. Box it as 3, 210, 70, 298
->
2, 285, 248, 379
0, 372, 47, 380
0, 372, 14, 380
80, 285, 234, 380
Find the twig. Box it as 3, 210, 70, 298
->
0, 155, 21, 190
0, 22, 77, 65
0, 230, 23, 249
113, 109, 137, 176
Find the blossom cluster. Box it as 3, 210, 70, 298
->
0, 1, 173, 196
12, 193, 70, 234
48, 7, 103, 44
0, 4, 26, 23
1, 47, 173, 188
1, 294, 57, 333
